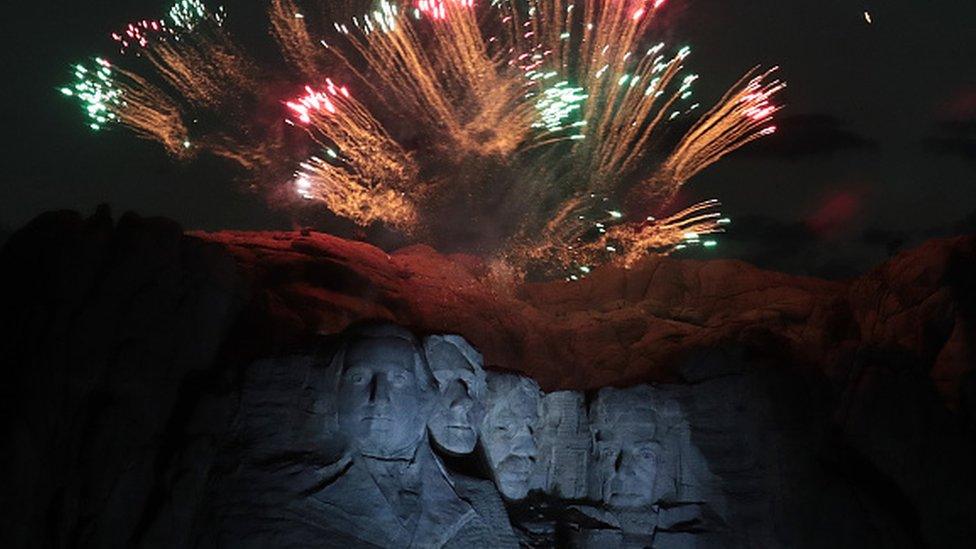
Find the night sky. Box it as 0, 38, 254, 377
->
1, 0, 974, 278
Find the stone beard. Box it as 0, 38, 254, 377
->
424, 335, 487, 456
589, 386, 661, 509
482, 372, 542, 500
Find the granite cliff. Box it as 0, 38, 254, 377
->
1, 208, 973, 547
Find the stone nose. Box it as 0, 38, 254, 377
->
614, 449, 644, 477
368, 373, 391, 404
449, 394, 471, 414
444, 379, 470, 411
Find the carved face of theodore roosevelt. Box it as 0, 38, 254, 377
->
482, 373, 541, 500
336, 336, 434, 458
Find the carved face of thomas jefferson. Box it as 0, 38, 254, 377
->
337, 336, 434, 458
425, 335, 487, 455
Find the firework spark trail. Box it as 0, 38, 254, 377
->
269, 0, 327, 79
107, 17, 217, 106
329, 2, 459, 133
420, 0, 540, 155
136, 0, 254, 110
295, 157, 421, 231
319, 1, 556, 158
286, 82, 421, 231
603, 199, 725, 267
112, 19, 169, 54
416, 0, 539, 156
418, 0, 491, 100
521, 196, 725, 274
62, 57, 191, 157
635, 67, 785, 208
497, 0, 700, 190
169, 0, 226, 32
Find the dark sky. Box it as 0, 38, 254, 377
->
1, 0, 974, 277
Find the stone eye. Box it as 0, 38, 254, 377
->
391, 372, 409, 386
347, 371, 367, 384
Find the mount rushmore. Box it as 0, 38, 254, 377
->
3, 211, 973, 547
200, 322, 721, 547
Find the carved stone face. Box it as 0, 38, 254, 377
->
590, 387, 660, 508
425, 336, 487, 455
337, 337, 430, 458
592, 426, 659, 508
482, 374, 541, 500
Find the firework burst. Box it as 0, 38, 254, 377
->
269, 0, 331, 79
147, 1, 252, 110
62, 0, 784, 281
61, 57, 190, 157
286, 82, 421, 231
323, 0, 544, 158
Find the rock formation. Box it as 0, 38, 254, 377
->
1, 208, 974, 547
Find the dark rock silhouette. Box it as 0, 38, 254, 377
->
1, 209, 974, 547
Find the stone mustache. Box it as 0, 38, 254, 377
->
267, 322, 706, 548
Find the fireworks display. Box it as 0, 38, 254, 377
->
61, 0, 784, 281
269, 0, 328, 79
286, 82, 421, 231
111, 20, 169, 54
169, 0, 226, 31
61, 57, 190, 156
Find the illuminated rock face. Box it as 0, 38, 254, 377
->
336, 328, 435, 459
481, 372, 543, 500
538, 390, 590, 498
204, 324, 519, 549
589, 386, 661, 509
4, 212, 976, 548
424, 335, 487, 456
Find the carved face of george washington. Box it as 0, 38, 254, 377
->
336, 336, 435, 458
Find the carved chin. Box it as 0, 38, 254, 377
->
496, 469, 531, 499
498, 478, 530, 500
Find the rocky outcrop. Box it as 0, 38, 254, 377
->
1, 209, 973, 547
195, 228, 975, 405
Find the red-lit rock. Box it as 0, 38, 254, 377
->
193, 229, 974, 403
